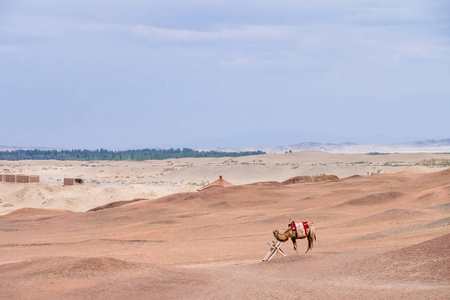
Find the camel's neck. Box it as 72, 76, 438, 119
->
275, 229, 292, 242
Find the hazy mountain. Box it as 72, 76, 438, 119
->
206, 139, 450, 154
2, 139, 450, 154
0, 146, 59, 151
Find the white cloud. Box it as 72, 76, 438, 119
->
122, 24, 290, 42
1, 16, 291, 44
392, 44, 450, 62
219, 57, 261, 67
0, 45, 17, 52
219, 52, 318, 70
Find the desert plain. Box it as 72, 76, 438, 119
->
0, 151, 449, 299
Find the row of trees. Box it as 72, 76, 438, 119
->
0, 148, 265, 161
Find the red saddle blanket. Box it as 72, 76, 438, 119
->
288, 221, 309, 238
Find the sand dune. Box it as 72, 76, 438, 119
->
339, 208, 429, 228
281, 174, 339, 184
345, 233, 450, 282
0, 256, 207, 300
337, 191, 406, 207
1, 151, 449, 215
0, 153, 449, 298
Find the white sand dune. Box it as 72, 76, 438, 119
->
1, 151, 449, 215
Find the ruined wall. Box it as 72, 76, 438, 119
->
5, 174, 17, 183
17, 175, 30, 183
64, 178, 84, 186
1, 174, 40, 183
29, 175, 40, 183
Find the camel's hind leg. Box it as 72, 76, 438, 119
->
305, 227, 316, 254
305, 236, 311, 254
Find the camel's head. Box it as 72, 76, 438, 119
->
273, 229, 279, 237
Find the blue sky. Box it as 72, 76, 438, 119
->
1, 0, 449, 149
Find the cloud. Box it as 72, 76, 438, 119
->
0, 45, 18, 53
1, 15, 291, 50
219, 52, 317, 70
127, 24, 289, 42
219, 57, 264, 68
0, 0, 449, 149
0, 23, 59, 41
392, 43, 450, 62
46, 21, 290, 43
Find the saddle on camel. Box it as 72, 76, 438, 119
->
272, 220, 316, 254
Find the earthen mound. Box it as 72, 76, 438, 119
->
88, 198, 148, 212
282, 175, 339, 185
197, 176, 234, 191
1, 208, 72, 219
0, 257, 141, 279
340, 208, 426, 227
248, 181, 281, 186
155, 192, 201, 204
424, 217, 450, 229
391, 165, 433, 174
440, 168, 450, 175
344, 233, 450, 282
338, 191, 405, 207
51, 257, 140, 277
428, 203, 450, 212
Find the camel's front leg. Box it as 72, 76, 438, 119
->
291, 237, 298, 254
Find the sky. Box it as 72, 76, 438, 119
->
1, 0, 449, 150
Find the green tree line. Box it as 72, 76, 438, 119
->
0, 148, 265, 161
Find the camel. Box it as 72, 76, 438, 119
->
273, 221, 316, 254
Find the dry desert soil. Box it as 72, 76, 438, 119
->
0, 151, 449, 299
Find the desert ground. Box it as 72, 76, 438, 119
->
0, 151, 449, 299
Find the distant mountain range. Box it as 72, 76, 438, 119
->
2, 139, 450, 154
207, 138, 450, 154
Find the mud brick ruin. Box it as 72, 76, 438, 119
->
0, 174, 40, 183
64, 178, 84, 186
